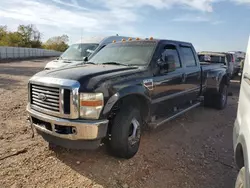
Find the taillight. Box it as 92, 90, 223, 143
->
232, 55, 235, 63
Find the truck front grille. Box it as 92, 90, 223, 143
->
31, 84, 60, 112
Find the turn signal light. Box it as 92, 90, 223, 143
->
136, 37, 140, 40
112, 40, 116, 43
80, 100, 103, 107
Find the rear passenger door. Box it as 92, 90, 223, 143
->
179, 45, 201, 102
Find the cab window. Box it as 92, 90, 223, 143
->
160, 45, 181, 68
180, 46, 196, 67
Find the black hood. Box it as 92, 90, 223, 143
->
34, 64, 147, 91
35, 64, 139, 81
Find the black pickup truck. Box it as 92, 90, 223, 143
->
27, 39, 230, 158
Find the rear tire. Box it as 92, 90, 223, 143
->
235, 167, 246, 188
108, 105, 142, 159
215, 83, 228, 110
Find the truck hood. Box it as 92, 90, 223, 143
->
33, 64, 143, 89
44, 59, 83, 69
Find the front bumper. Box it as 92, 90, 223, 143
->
27, 105, 109, 141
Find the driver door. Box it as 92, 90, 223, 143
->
151, 43, 186, 118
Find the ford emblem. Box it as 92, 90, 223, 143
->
38, 93, 47, 101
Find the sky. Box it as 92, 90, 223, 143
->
0, 0, 250, 51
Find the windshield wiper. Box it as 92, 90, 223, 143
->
102, 62, 129, 66
84, 61, 96, 65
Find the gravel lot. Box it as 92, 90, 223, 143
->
0, 58, 239, 188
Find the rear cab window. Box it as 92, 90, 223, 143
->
198, 53, 226, 64
180, 46, 197, 67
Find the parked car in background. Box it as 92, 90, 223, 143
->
198, 51, 233, 77
44, 36, 133, 70
226, 52, 240, 76
233, 39, 250, 188
228, 51, 246, 76
226, 52, 237, 75
27, 38, 230, 159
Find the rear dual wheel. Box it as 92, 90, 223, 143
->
204, 83, 228, 110
216, 83, 228, 110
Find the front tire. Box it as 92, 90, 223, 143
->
235, 167, 246, 188
108, 105, 142, 159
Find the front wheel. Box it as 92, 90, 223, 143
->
235, 167, 246, 188
108, 105, 142, 159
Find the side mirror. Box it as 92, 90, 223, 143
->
83, 56, 88, 62
157, 55, 176, 72
157, 58, 168, 70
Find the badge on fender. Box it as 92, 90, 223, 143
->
143, 79, 154, 90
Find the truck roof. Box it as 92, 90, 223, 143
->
75, 36, 134, 44
111, 38, 192, 46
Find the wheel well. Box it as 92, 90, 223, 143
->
235, 143, 244, 169
107, 95, 150, 133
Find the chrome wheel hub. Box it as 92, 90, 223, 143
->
128, 118, 141, 146
222, 86, 228, 103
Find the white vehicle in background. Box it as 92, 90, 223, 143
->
228, 51, 246, 75
234, 38, 250, 188
44, 36, 133, 70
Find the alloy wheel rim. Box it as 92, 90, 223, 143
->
128, 118, 141, 146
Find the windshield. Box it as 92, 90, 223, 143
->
60, 43, 99, 61
89, 41, 157, 66
198, 54, 226, 64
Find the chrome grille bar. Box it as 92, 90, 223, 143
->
31, 84, 60, 113
28, 77, 80, 119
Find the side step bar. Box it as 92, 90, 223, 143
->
149, 102, 201, 129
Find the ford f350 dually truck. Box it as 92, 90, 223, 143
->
27, 38, 230, 159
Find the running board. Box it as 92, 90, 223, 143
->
149, 102, 201, 129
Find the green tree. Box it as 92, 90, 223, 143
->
0, 24, 69, 51
43, 35, 69, 52
17, 24, 42, 48
0, 24, 42, 48
0, 26, 8, 46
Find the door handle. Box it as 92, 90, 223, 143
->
182, 73, 187, 83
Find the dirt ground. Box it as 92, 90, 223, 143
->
0, 58, 240, 188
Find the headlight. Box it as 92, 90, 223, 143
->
79, 93, 104, 119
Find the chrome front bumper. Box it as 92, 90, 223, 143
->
27, 105, 109, 141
